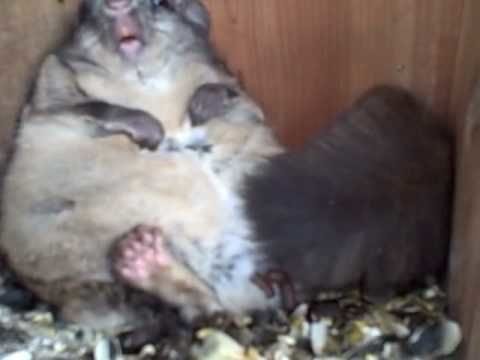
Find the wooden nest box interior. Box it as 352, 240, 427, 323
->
0, 1, 479, 357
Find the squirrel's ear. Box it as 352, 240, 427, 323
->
169, 0, 210, 34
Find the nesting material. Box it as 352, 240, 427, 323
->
189, 287, 461, 360
0, 261, 461, 359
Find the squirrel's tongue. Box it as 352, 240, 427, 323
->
114, 14, 143, 60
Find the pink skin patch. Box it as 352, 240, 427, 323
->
113, 14, 144, 60
115, 225, 171, 286
252, 270, 297, 311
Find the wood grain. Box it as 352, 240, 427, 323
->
448, 0, 480, 357
449, 0, 480, 135
202, 0, 464, 145
0, 0, 81, 148
0, 1, 469, 146
0, 1, 480, 355
450, 81, 480, 360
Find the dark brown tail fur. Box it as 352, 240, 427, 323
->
244, 85, 453, 297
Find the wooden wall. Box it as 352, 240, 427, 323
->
1, 0, 480, 356
0, 1, 80, 152
448, 0, 480, 357
450, 82, 480, 360
202, 0, 469, 145
0, 0, 476, 146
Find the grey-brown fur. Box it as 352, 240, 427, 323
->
1, 0, 280, 332
0, 0, 453, 335
171, 83, 453, 306
117, 80, 453, 311
70, 102, 164, 150
188, 83, 240, 127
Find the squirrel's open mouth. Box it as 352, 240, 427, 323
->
113, 13, 144, 60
